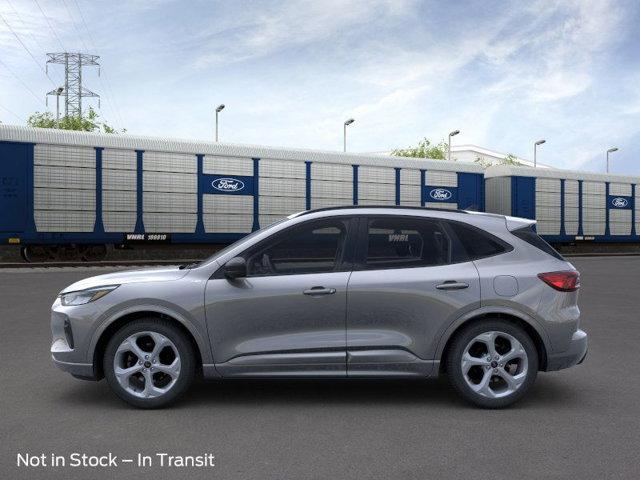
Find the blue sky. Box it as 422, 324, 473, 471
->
1, 0, 639, 173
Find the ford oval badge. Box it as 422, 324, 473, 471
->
429, 188, 452, 201
212, 178, 245, 192
612, 197, 628, 208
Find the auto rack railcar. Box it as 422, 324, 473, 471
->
0, 125, 485, 261
485, 165, 640, 243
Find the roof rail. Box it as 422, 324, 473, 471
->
295, 205, 472, 217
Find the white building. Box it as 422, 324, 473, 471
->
450, 145, 551, 169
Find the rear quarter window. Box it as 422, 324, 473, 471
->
446, 221, 513, 261
512, 226, 565, 260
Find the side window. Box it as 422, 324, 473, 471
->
446, 221, 512, 261
363, 217, 452, 269
245, 219, 349, 276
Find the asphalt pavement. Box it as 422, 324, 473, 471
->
1, 257, 639, 479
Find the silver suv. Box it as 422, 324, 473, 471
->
51, 207, 587, 408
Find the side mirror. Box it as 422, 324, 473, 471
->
224, 257, 247, 279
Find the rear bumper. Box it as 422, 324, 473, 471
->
545, 329, 588, 371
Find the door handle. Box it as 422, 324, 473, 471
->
436, 281, 469, 290
303, 286, 337, 296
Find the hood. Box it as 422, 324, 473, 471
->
60, 266, 190, 294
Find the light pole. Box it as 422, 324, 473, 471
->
343, 118, 355, 152
215, 104, 225, 142
448, 130, 460, 161
533, 139, 546, 167
55, 87, 64, 127
606, 147, 618, 173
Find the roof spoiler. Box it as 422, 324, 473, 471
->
505, 215, 536, 231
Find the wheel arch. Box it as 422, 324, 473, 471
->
437, 310, 549, 373
91, 308, 207, 380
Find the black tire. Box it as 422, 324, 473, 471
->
103, 318, 196, 409
446, 319, 538, 409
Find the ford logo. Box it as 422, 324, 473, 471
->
612, 197, 628, 208
212, 178, 244, 192
429, 188, 452, 201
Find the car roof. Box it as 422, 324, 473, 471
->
294, 205, 471, 217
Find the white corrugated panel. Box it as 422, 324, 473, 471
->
609, 183, 632, 196
204, 214, 253, 233
425, 202, 457, 210
358, 166, 395, 184
103, 148, 136, 170
35, 210, 95, 232
536, 220, 561, 235
358, 198, 396, 206
359, 182, 395, 201
144, 151, 196, 173
400, 169, 420, 185
310, 197, 353, 209
426, 171, 457, 187
583, 222, 605, 235
143, 171, 196, 193
1, 125, 484, 174
535, 178, 560, 192
536, 206, 560, 221
34, 144, 95, 168
143, 213, 197, 232
565, 222, 579, 235
260, 159, 306, 179
34, 165, 95, 190
260, 177, 305, 197
144, 192, 197, 213
259, 214, 288, 228
610, 209, 632, 235
260, 196, 305, 214
34, 188, 95, 211
536, 191, 561, 207
203, 195, 253, 214
311, 179, 351, 199
103, 211, 136, 232
400, 184, 421, 205
103, 169, 136, 191
203, 156, 253, 176
310, 163, 352, 181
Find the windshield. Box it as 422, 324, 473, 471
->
192, 217, 292, 268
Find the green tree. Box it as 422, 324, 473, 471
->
391, 138, 449, 160
474, 153, 523, 169
27, 107, 124, 133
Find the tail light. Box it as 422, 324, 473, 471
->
538, 271, 580, 292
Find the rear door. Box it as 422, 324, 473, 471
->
0, 142, 29, 232
345, 215, 481, 376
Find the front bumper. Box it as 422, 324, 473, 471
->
51, 299, 99, 381
545, 329, 588, 371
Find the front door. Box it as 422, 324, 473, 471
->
346, 215, 481, 376
205, 217, 355, 377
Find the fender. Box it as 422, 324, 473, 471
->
433, 304, 552, 361
87, 300, 214, 366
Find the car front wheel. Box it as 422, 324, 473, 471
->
446, 319, 538, 408
103, 319, 196, 408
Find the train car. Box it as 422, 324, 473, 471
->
0, 125, 485, 261
485, 165, 640, 244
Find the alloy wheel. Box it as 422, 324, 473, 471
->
461, 331, 529, 399
113, 331, 181, 398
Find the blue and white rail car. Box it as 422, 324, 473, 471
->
485, 165, 640, 243
0, 125, 484, 260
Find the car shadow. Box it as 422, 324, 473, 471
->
55, 374, 580, 411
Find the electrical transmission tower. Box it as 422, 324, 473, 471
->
46, 53, 100, 118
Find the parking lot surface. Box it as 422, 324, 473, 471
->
1, 257, 639, 479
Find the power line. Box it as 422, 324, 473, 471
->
60, 0, 90, 52
0, 103, 24, 122
0, 57, 46, 105
6, 0, 65, 86
0, 12, 58, 88
33, 0, 67, 52
69, 0, 125, 128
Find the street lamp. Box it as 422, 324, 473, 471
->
533, 139, 546, 167
215, 104, 225, 142
343, 118, 355, 152
448, 130, 460, 161
606, 147, 618, 173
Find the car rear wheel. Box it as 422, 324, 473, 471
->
446, 319, 538, 408
103, 319, 196, 408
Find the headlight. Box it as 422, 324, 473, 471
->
60, 285, 119, 306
